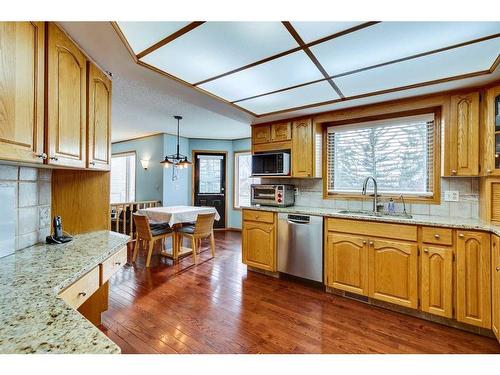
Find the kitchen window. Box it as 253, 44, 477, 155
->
110, 152, 136, 203
325, 110, 440, 202
234, 151, 260, 208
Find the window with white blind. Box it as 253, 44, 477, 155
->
234, 151, 260, 208
326, 112, 437, 198
110, 152, 136, 203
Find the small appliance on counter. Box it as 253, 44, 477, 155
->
46, 216, 73, 244
251, 152, 290, 176
251, 184, 295, 207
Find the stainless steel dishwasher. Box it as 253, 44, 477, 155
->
277, 213, 323, 282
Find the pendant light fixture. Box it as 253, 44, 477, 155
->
161, 116, 192, 179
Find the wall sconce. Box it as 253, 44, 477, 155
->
140, 159, 150, 170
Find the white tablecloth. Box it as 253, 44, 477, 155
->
138, 205, 220, 227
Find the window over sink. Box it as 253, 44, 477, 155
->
325, 109, 440, 203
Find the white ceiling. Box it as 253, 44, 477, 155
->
117, 21, 500, 117
58, 22, 254, 142
60, 21, 500, 142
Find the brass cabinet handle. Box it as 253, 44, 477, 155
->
362, 240, 367, 244
34, 153, 47, 160
369, 241, 374, 246
487, 169, 492, 174
451, 170, 457, 175
78, 291, 87, 297
458, 233, 465, 239
434, 234, 440, 239
424, 248, 429, 253
496, 267, 500, 272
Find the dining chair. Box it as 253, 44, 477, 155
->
175, 213, 216, 264
132, 213, 174, 267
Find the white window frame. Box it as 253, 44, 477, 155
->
111, 151, 136, 203
234, 151, 260, 209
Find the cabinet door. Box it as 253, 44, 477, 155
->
448, 92, 479, 176
325, 232, 368, 295
252, 125, 271, 145
0, 22, 45, 164
492, 235, 500, 342
456, 231, 491, 328
482, 85, 500, 176
242, 220, 276, 272
46, 23, 87, 168
291, 118, 312, 177
87, 62, 111, 170
421, 246, 453, 318
368, 239, 418, 308
271, 122, 291, 142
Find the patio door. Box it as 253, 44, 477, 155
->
193, 151, 226, 228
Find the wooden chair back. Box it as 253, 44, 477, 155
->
194, 213, 216, 237
133, 213, 153, 240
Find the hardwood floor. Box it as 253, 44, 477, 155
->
100, 231, 500, 354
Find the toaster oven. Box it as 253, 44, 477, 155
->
250, 184, 295, 207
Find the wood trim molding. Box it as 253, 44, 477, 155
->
136, 22, 205, 59
233, 33, 500, 104
282, 21, 344, 98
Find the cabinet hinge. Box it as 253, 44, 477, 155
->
418, 298, 421, 307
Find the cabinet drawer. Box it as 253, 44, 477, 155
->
326, 218, 417, 242
422, 227, 453, 245
243, 210, 275, 224
101, 246, 127, 284
58, 267, 99, 309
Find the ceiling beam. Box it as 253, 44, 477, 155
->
231, 33, 500, 104
282, 21, 345, 99
193, 21, 380, 86
136, 21, 205, 59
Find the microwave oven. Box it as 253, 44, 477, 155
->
251, 152, 290, 176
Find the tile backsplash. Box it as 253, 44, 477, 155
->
262, 177, 479, 219
0, 164, 52, 252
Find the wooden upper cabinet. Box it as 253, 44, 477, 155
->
46, 23, 87, 168
0, 22, 45, 164
368, 239, 418, 309
492, 235, 500, 342
292, 118, 313, 178
87, 62, 111, 170
325, 232, 369, 296
420, 245, 453, 318
271, 122, 291, 142
252, 125, 271, 145
447, 92, 479, 176
456, 231, 491, 328
242, 212, 276, 272
482, 85, 500, 176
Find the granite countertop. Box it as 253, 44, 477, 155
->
243, 205, 500, 235
0, 231, 130, 354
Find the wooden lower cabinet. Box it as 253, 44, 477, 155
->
242, 213, 276, 272
420, 245, 453, 318
456, 231, 491, 328
368, 239, 418, 309
492, 235, 500, 342
325, 233, 368, 295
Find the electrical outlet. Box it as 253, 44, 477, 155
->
294, 187, 299, 196
444, 190, 459, 202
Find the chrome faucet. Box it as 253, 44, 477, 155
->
362, 176, 379, 213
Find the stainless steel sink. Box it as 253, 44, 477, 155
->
338, 209, 412, 219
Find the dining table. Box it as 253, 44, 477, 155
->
137, 205, 220, 260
